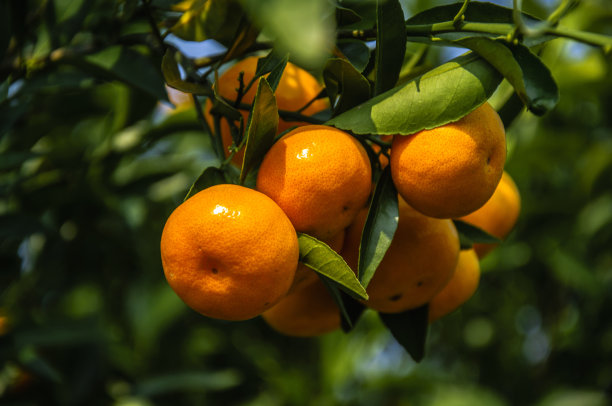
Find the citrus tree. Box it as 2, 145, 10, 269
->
1, 0, 612, 405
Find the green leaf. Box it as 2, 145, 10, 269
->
374, 0, 406, 95
162, 48, 212, 96
379, 304, 429, 362
336, 4, 362, 27
239, 0, 336, 69
171, 0, 245, 46
256, 52, 288, 93
51, 0, 93, 45
323, 58, 371, 116
184, 166, 227, 201
453, 220, 500, 250
327, 52, 503, 135
80, 46, 168, 101
337, 39, 371, 73
359, 166, 398, 287
298, 233, 368, 301
455, 38, 558, 115
240, 78, 278, 183
319, 276, 366, 332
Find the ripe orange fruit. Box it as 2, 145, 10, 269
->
458, 171, 521, 257
205, 56, 329, 166
428, 249, 481, 322
342, 196, 460, 313
256, 125, 372, 241
262, 278, 340, 337
390, 102, 507, 219
287, 230, 346, 295
160, 184, 299, 321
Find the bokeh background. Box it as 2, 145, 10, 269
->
1, 0, 611, 405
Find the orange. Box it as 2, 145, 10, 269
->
390, 102, 507, 219
160, 184, 299, 321
205, 56, 329, 166
287, 230, 345, 294
458, 171, 521, 257
342, 196, 460, 313
262, 277, 341, 337
428, 249, 481, 322
256, 125, 372, 241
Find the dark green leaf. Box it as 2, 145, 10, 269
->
337, 39, 371, 72
453, 219, 501, 250
319, 275, 366, 332
497, 91, 524, 128
0, 76, 10, 104
323, 58, 371, 116
379, 304, 429, 362
502, 42, 559, 115
184, 166, 227, 201
336, 4, 362, 27
359, 166, 398, 287
240, 78, 278, 183
405, 2, 552, 47
455, 38, 558, 115
298, 233, 368, 301
256, 52, 288, 93
327, 52, 503, 135
80, 46, 168, 101
172, 0, 245, 46
374, 0, 406, 95
405, 1, 541, 26
51, 0, 93, 44
162, 49, 211, 96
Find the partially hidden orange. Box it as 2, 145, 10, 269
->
160, 184, 299, 321
342, 195, 460, 313
205, 56, 329, 166
390, 102, 507, 219
262, 277, 341, 337
458, 171, 521, 257
428, 249, 481, 322
256, 125, 372, 241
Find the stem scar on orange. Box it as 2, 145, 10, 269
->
160, 184, 299, 321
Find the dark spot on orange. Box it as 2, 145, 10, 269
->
343, 205, 349, 211
487, 155, 492, 165
389, 293, 402, 301
212, 268, 218, 274
416, 280, 424, 287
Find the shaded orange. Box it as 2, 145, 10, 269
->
256, 125, 372, 241
428, 249, 481, 322
342, 196, 460, 313
160, 184, 299, 321
390, 102, 507, 219
204, 56, 329, 166
458, 171, 521, 257
262, 277, 341, 337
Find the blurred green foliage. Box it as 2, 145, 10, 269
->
1, 0, 612, 405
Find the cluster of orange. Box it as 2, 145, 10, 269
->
160, 57, 521, 337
